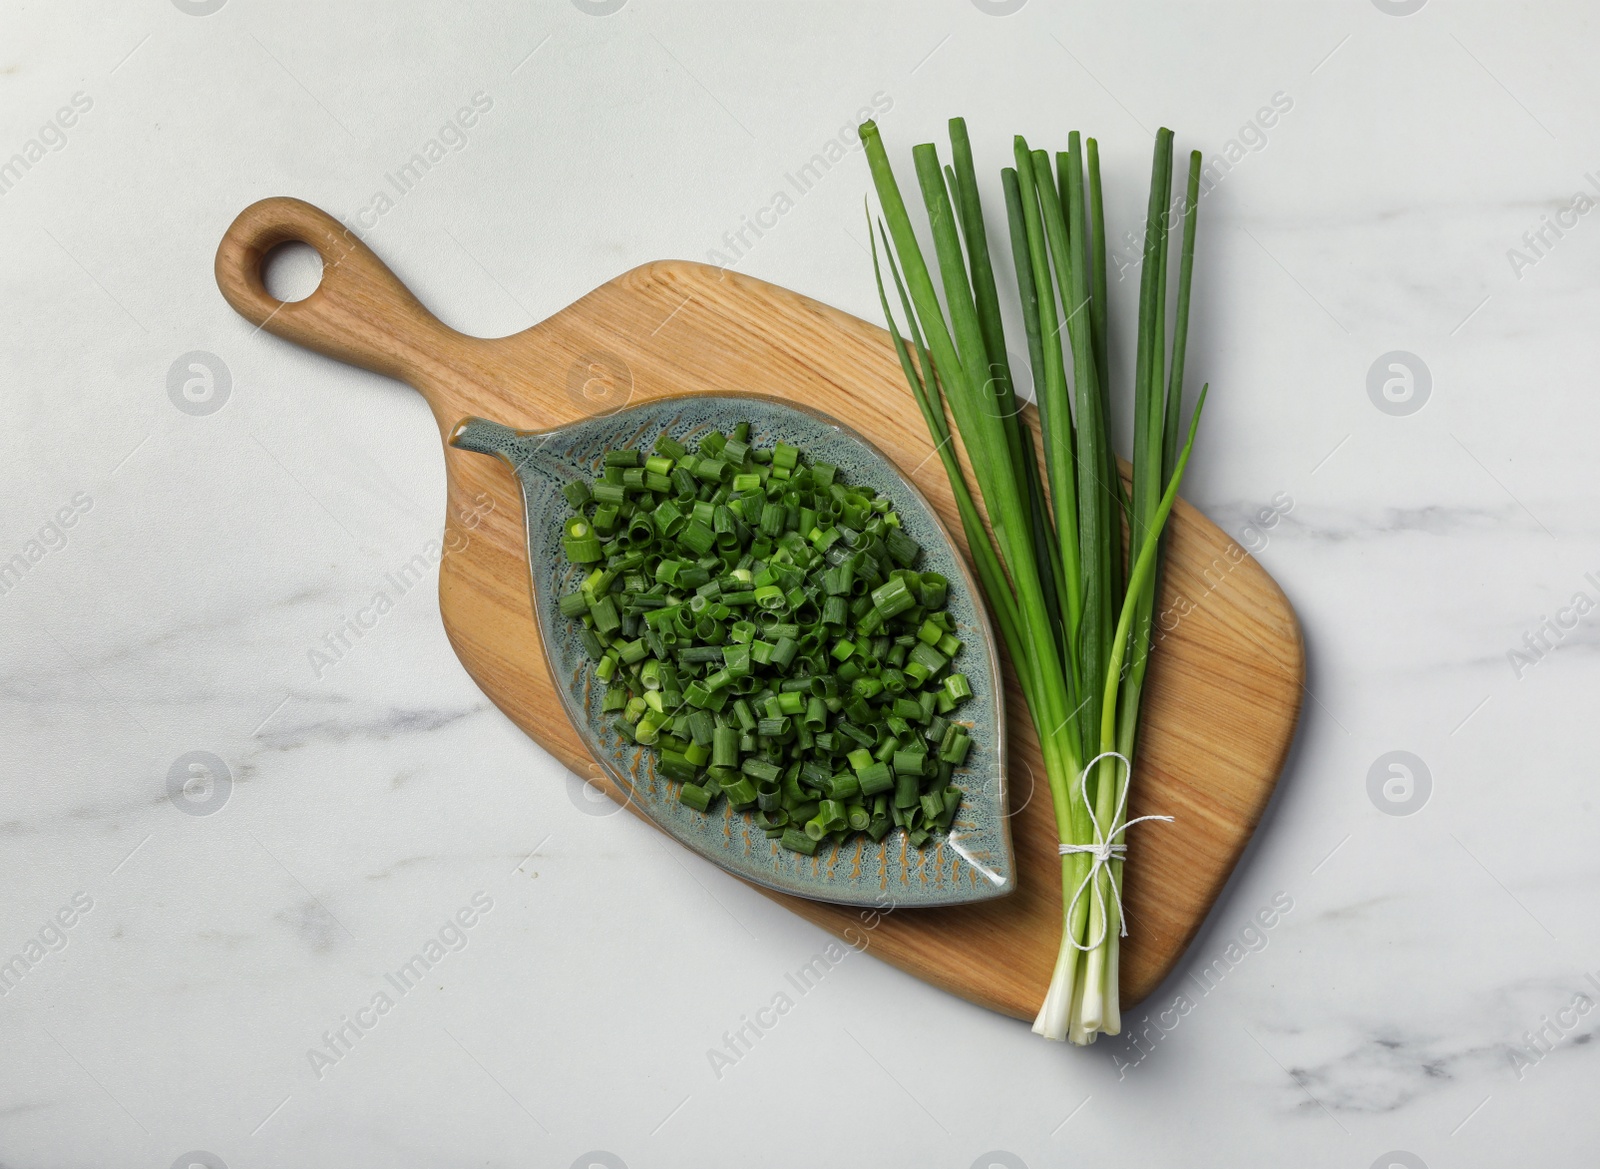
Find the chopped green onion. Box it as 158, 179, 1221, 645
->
678, 782, 714, 813
554, 424, 976, 858
780, 827, 818, 855
562, 517, 603, 563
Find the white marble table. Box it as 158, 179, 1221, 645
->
4, 2, 1595, 1166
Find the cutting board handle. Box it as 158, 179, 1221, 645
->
214, 196, 466, 390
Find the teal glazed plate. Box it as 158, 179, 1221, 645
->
450, 394, 1012, 908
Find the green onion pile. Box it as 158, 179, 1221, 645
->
558, 424, 976, 857
862, 118, 1207, 1044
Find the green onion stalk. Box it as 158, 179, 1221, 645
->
861, 117, 1207, 1044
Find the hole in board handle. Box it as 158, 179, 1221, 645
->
261, 240, 324, 303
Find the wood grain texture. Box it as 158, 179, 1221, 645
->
216, 198, 1304, 1019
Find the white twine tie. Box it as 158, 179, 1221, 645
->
1056, 751, 1174, 952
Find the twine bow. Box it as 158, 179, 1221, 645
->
1056, 751, 1174, 952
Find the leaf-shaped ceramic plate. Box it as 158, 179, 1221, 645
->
450, 394, 1011, 907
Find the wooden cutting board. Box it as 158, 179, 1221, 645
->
216, 197, 1303, 1019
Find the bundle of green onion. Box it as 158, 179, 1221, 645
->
861, 118, 1206, 1044
558, 423, 976, 856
